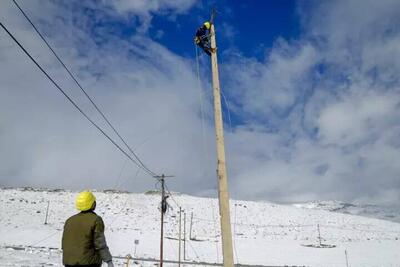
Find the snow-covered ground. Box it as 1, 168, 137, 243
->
293, 200, 400, 223
0, 188, 399, 266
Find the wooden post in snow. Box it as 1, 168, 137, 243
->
317, 224, 322, 246
189, 212, 194, 240
44, 200, 50, 225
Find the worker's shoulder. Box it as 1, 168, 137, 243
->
66, 211, 102, 223
87, 211, 105, 225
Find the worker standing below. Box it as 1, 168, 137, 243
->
194, 21, 215, 56
62, 191, 114, 267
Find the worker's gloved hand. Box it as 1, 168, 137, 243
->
107, 261, 114, 267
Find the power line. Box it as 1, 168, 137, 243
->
12, 0, 158, 177
0, 22, 155, 177
164, 183, 181, 209
109, 168, 141, 226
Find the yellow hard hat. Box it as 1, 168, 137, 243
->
204, 21, 211, 30
75, 191, 96, 211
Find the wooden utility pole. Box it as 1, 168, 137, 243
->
160, 177, 166, 267
209, 17, 235, 267
155, 174, 174, 267
183, 211, 187, 260
178, 207, 182, 267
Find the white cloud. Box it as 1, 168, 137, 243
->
223, 40, 318, 125
106, 0, 196, 31
109, 0, 196, 15
317, 91, 399, 145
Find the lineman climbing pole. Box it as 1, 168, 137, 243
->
209, 11, 235, 267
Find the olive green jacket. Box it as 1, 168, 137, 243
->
62, 211, 112, 265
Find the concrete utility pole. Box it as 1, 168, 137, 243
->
209, 18, 235, 267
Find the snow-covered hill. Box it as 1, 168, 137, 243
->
0, 188, 399, 266
293, 201, 400, 223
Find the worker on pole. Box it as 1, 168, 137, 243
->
194, 21, 215, 56
62, 191, 114, 267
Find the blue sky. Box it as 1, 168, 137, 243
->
1, 0, 400, 206
83, 1, 301, 60
147, 0, 301, 59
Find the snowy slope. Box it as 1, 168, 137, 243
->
292, 201, 400, 223
0, 188, 400, 267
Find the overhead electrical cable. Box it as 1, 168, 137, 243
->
12, 0, 158, 177
164, 183, 181, 209
0, 22, 155, 177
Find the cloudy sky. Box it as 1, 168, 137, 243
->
0, 0, 399, 206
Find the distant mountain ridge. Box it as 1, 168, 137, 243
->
292, 200, 400, 223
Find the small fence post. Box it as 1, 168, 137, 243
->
317, 224, 321, 246
44, 201, 50, 225
125, 254, 132, 267
189, 212, 193, 240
